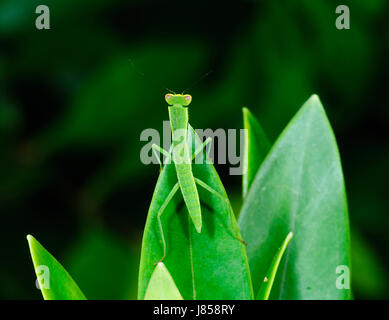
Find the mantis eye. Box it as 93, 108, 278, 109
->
183, 94, 192, 105
165, 94, 173, 104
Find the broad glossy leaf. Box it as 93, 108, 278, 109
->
144, 262, 183, 300
256, 232, 293, 300
27, 235, 86, 300
242, 107, 271, 198
138, 125, 253, 300
238, 95, 351, 299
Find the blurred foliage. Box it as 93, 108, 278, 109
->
63, 226, 139, 299
351, 229, 388, 299
0, 0, 387, 299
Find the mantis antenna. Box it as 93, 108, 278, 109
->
181, 70, 213, 94
128, 58, 176, 94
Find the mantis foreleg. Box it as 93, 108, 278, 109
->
152, 144, 172, 170
192, 137, 212, 161
152, 146, 163, 170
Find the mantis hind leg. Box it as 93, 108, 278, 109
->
194, 178, 247, 246
155, 182, 180, 265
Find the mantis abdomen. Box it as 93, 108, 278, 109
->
169, 104, 202, 233
175, 161, 202, 233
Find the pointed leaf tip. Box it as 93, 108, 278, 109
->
27, 235, 87, 300
144, 262, 183, 300
256, 231, 293, 300
242, 107, 271, 198
239, 95, 350, 299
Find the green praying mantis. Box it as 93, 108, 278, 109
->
151, 93, 245, 264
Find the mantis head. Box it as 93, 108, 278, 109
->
165, 93, 192, 107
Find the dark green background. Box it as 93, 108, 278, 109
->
0, 0, 387, 299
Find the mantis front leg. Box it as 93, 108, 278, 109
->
152, 144, 172, 170
192, 137, 212, 161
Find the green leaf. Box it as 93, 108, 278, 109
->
138, 125, 253, 300
256, 232, 293, 300
27, 235, 87, 300
144, 262, 183, 300
242, 107, 271, 198
238, 94, 351, 299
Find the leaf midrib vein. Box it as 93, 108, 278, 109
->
278, 107, 314, 299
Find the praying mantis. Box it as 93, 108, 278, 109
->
151, 93, 245, 264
